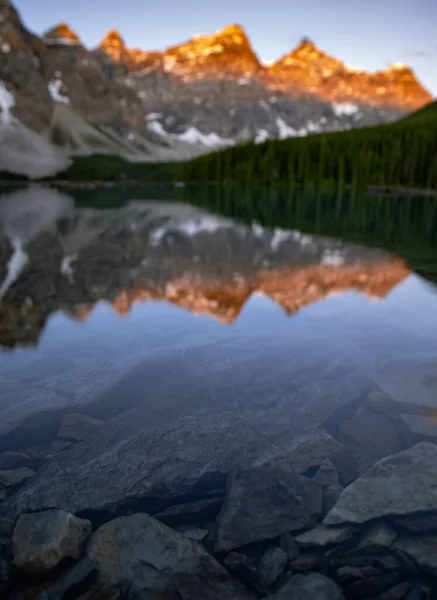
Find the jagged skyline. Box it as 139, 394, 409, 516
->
12, 0, 437, 96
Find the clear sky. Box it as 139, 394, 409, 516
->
13, 0, 437, 97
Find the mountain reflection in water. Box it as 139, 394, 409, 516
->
0, 185, 415, 347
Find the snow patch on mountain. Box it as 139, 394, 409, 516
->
332, 102, 359, 116
48, 79, 70, 104
0, 81, 15, 124
147, 118, 234, 148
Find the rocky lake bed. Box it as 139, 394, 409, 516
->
1, 370, 437, 599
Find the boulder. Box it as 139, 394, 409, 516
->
0, 467, 34, 487
215, 466, 322, 553
342, 573, 405, 599
0, 488, 7, 501
87, 513, 251, 598
295, 524, 357, 548
258, 546, 288, 587
268, 572, 345, 599
13, 510, 91, 575
392, 535, 437, 576
223, 551, 269, 594
325, 443, 437, 525
58, 413, 104, 441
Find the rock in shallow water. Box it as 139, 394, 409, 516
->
13, 510, 91, 575
87, 513, 253, 599
269, 572, 345, 599
258, 546, 288, 587
214, 466, 322, 553
58, 413, 104, 441
325, 442, 437, 525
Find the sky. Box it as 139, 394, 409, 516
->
13, 0, 437, 97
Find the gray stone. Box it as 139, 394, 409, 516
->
215, 466, 322, 553
58, 413, 104, 441
325, 443, 437, 525
224, 551, 269, 594
258, 546, 288, 587
279, 532, 300, 561
269, 572, 345, 599
399, 414, 437, 438
392, 535, 437, 576
313, 458, 344, 514
38, 557, 96, 600
295, 524, 357, 548
174, 572, 256, 600
358, 522, 397, 548
87, 513, 248, 598
0, 487, 7, 501
182, 528, 209, 542
0, 467, 34, 488
260, 428, 343, 474
13, 510, 92, 575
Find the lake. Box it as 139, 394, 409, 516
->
1, 183, 437, 598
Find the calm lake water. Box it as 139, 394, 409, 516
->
1, 183, 437, 596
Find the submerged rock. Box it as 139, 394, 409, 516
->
325, 443, 437, 525
13, 510, 91, 575
58, 413, 104, 441
0, 467, 34, 488
87, 512, 250, 598
295, 524, 357, 548
215, 466, 322, 553
258, 546, 288, 587
269, 572, 345, 599
259, 428, 343, 474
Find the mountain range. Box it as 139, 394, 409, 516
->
0, 0, 434, 177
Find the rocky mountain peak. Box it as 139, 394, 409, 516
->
99, 29, 125, 49
43, 23, 81, 45
162, 22, 260, 80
